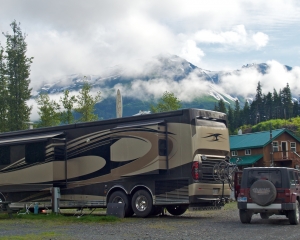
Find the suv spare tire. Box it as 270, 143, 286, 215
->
250, 179, 277, 206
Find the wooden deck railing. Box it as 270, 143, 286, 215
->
272, 151, 300, 162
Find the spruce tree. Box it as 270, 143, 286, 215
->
233, 100, 241, 129
3, 20, 33, 131
273, 88, 282, 119
242, 100, 250, 125
217, 99, 227, 114
255, 81, 263, 120
264, 92, 273, 120
75, 81, 101, 122
281, 83, 293, 119
0, 45, 8, 132
227, 105, 234, 134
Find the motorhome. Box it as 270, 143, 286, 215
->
0, 108, 230, 217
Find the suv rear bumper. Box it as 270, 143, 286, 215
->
238, 202, 296, 211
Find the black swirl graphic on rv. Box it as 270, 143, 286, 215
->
202, 133, 224, 141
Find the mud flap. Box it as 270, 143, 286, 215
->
106, 203, 125, 218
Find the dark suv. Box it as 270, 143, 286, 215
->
237, 167, 300, 225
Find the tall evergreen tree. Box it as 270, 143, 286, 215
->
227, 105, 234, 134
264, 92, 273, 120
273, 88, 282, 119
217, 99, 227, 114
75, 81, 101, 122
36, 93, 60, 127
241, 100, 250, 125
255, 81, 263, 120
0, 45, 8, 132
3, 20, 33, 131
293, 100, 299, 117
281, 83, 293, 119
60, 89, 77, 124
233, 100, 241, 129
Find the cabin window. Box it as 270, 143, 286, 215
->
159, 139, 167, 156
231, 151, 237, 156
291, 142, 296, 152
245, 149, 251, 155
273, 141, 279, 152
25, 142, 46, 163
0, 146, 10, 165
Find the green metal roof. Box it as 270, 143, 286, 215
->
229, 128, 300, 150
230, 154, 263, 166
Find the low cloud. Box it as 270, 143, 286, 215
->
219, 60, 300, 99
194, 25, 269, 50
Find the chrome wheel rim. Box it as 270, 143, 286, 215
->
135, 196, 148, 212
112, 196, 124, 204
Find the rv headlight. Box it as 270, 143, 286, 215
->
201, 155, 207, 161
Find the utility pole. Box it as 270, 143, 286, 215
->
270, 123, 274, 167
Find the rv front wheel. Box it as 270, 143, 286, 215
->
108, 191, 134, 217
166, 205, 188, 216
132, 190, 153, 217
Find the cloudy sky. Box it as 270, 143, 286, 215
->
1, 0, 300, 108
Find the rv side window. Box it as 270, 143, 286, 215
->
0, 146, 10, 165
11, 145, 25, 164
159, 139, 167, 156
25, 142, 46, 163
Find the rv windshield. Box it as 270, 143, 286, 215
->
196, 119, 226, 128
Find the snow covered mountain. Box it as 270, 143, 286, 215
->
34, 55, 293, 119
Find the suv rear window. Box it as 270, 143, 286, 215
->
247, 169, 282, 188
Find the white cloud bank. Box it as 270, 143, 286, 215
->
2, 0, 298, 90
194, 25, 269, 50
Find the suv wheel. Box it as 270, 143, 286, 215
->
288, 200, 300, 225
239, 210, 252, 224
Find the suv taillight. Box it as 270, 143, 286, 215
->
285, 189, 291, 197
239, 189, 245, 196
192, 161, 199, 180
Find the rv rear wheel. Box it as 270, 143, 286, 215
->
131, 190, 153, 218
108, 191, 134, 217
166, 205, 188, 216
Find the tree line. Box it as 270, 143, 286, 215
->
214, 82, 299, 134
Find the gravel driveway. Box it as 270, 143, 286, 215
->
1, 204, 300, 240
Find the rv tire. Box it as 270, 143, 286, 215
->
132, 190, 153, 217
151, 206, 163, 216
108, 191, 134, 217
166, 205, 188, 216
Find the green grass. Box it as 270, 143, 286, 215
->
223, 201, 237, 211
0, 232, 60, 240
0, 211, 120, 224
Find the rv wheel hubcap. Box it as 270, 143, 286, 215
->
135, 196, 148, 211
112, 196, 124, 204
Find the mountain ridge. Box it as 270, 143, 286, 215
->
34, 55, 293, 119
